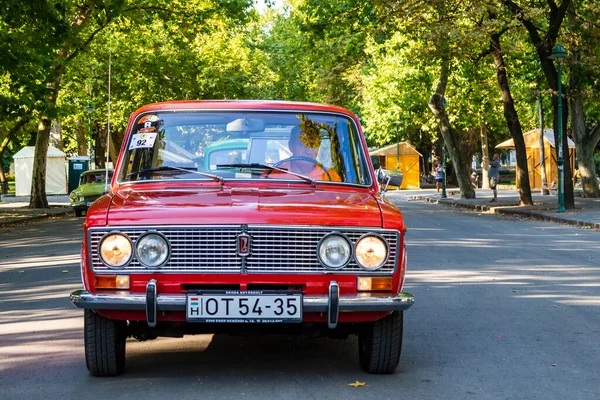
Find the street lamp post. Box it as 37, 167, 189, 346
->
441, 98, 447, 199
84, 101, 95, 168
549, 45, 568, 213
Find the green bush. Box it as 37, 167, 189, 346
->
6, 173, 15, 181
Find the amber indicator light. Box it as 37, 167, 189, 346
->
95, 275, 130, 289
357, 277, 393, 292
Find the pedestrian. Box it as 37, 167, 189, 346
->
434, 162, 443, 193
487, 153, 500, 202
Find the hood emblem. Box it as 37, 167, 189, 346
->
237, 233, 251, 256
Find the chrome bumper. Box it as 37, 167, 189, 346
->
70, 281, 415, 329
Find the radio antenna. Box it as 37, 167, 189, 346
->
105, 22, 112, 188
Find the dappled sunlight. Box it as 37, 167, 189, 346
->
410, 238, 499, 248
0, 237, 80, 250
0, 282, 78, 301
0, 254, 79, 269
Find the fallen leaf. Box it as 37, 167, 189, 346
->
551, 364, 557, 367
495, 335, 501, 339
61, 270, 69, 274
348, 380, 366, 387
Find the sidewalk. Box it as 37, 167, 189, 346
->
0, 194, 73, 228
387, 188, 600, 230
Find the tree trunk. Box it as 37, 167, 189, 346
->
109, 129, 125, 168
480, 122, 490, 189
568, 50, 600, 197
0, 159, 7, 195
490, 32, 533, 205
428, 58, 476, 199
95, 122, 106, 168
30, 60, 65, 208
571, 94, 600, 197
29, 116, 52, 208
75, 121, 88, 157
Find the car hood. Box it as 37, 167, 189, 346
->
73, 182, 109, 196
105, 185, 383, 227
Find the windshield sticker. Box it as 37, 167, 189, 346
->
129, 131, 157, 150
139, 114, 160, 124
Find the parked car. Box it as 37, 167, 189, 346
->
70, 100, 414, 376
69, 169, 113, 217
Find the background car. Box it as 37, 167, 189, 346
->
69, 169, 113, 217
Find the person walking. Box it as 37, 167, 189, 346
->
487, 154, 500, 202
434, 163, 443, 194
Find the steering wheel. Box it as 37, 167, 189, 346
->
265, 156, 332, 181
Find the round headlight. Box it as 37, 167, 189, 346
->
318, 234, 352, 269
69, 192, 77, 202
136, 233, 169, 268
355, 235, 388, 270
99, 233, 133, 268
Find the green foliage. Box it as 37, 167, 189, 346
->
2, 0, 600, 184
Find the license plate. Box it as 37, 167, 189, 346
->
186, 291, 302, 323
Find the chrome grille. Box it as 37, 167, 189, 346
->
83, 195, 101, 203
89, 226, 399, 274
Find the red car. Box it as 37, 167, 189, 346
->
70, 100, 413, 376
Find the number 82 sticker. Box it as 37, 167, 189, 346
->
129, 131, 157, 150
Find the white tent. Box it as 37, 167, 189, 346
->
13, 146, 67, 196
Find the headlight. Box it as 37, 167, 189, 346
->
136, 232, 169, 268
99, 233, 133, 268
318, 233, 351, 269
69, 192, 77, 202
355, 235, 388, 270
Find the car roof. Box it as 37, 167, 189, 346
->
132, 100, 356, 118
81, 169, 114, 175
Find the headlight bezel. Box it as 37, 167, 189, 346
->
135, 231, 171, 269
354, 233, 389, 271
98, 232, 133, 269
317, 232, 353, 270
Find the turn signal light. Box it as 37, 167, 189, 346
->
95, 275, 130, 289
357, 277, 393, 292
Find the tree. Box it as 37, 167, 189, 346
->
502, 0, 576, 208
566, 1, 600, 197
1, 0, 254, 207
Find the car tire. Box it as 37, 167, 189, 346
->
84, 309, 127, 377
75, 209, 82, 217
358, 311, 403, 374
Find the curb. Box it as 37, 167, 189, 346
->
413, 196, 600, 231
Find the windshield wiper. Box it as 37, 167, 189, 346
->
126, 166, 224, 184
217, 163, 316, 187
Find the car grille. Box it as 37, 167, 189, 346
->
82, 195, 101, 203
88, 226, 400, 274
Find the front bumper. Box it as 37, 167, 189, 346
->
70, 281, 415, 329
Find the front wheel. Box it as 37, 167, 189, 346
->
84, 309, 127, 376
358, 311, 403, 374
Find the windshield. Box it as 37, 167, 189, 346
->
80, 171, 113, 185
118, 111, 371, 185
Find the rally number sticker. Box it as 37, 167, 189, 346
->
129, 131, 157, 150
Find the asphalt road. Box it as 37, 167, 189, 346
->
0, 201, 599, 400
